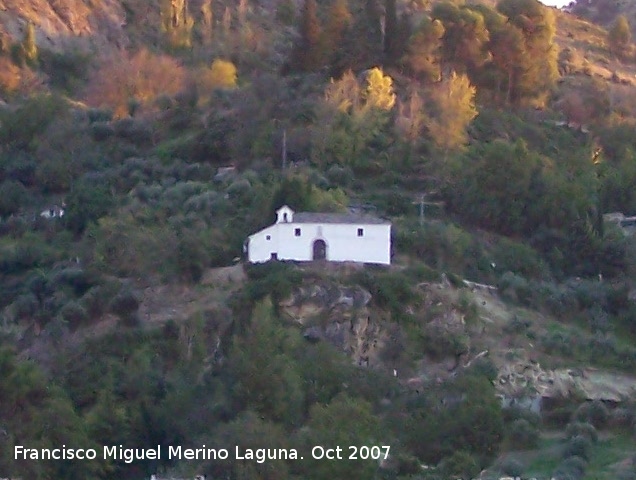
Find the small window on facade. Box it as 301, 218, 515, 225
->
295, 228, 301, 237
266, 235, 271, 240
357, 228, 364, 237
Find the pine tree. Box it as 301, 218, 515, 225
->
383, 0, 398, 64
161, 0, 194, 49
200, 0, 214, 44
609, 15, 632, 60
222, 6, 232, 37
238, 0, 248, 26
403, 17, 445, 82
331, 0, 384, 74
290, 0, 322, 72
364, 0, 384, 55
322, 0, 352, 63
432, 2, 490, 78
497, 0, 558, 105
472, 5, 525, 104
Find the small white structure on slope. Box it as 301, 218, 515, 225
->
245, 205, 391, 265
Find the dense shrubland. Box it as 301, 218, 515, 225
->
2, 0, 636, 477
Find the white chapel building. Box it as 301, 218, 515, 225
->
245, 205, 391, 265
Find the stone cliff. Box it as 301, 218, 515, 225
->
0, 0, 128, 51
279, 279, 396, 368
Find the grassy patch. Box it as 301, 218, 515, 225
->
584, 433, 635, 479
511, 433, 564, 479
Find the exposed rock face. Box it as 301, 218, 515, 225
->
280, 280, 390, 367
497, 360, 636, 403
0, 0, 128, 51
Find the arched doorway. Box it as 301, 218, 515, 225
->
312, 239, 327, 260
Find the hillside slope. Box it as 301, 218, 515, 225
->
0, 0, 128, 50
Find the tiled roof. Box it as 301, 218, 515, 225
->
292, 212, 390, 225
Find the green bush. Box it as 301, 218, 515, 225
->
541, 330, 577, 357
64, 177, 114, 234
499, 457, 524, 477
554, 455, 588, 480
563, 436, 593, 461
608, 407, 635, 430
89, 122, 115, 141
457, 290, 479, 324
243, 261, 303, 307
420, 324, 470, 360
587, 333, 619, 363
176, 234, 209, 283
109, 287, 141, 326
113, 118, 154, 145
539, 281, 579, 318
498, 272, 533, 305
51, 267, 94, 296
350, 270, 415, 321
503, 407, 541, 427
506, 418, 539, 449
403, 263, 440, 283
80, 286, 109, 320
617, 304, 636, 335
468, 356, 498, 383
59, 300, 89, 328
438, 451, 480, 480
39, 48, 90, 92
492, 238, 549, 279
325, 165, 354, 187
0, 236, 53, 274
573, 400, 609, 429
503, 314, 532, 335
11, 293, 39, 320
0, 180, 27, 217
0, 94, 68, 149
565, 422, 598, 443
569, 278, 608, 310
406, 373, 504, 465
226, 178, 252, 203
87, 108, 113, 124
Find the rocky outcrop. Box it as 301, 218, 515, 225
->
280, 280, 391, 367
497, 360, 636, 403
0, 0, 128, 51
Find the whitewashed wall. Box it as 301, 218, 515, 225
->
247, 222, 391, 265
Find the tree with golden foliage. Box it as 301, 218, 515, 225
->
363, 67, 396, 110
324, 67, 395, 114
22, 22, 38, 64
324, 69, 361, 113
84, 49, 187, 118
314, 67, 395, 166
424, 71, 477, 152
197, 59, 238, 91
